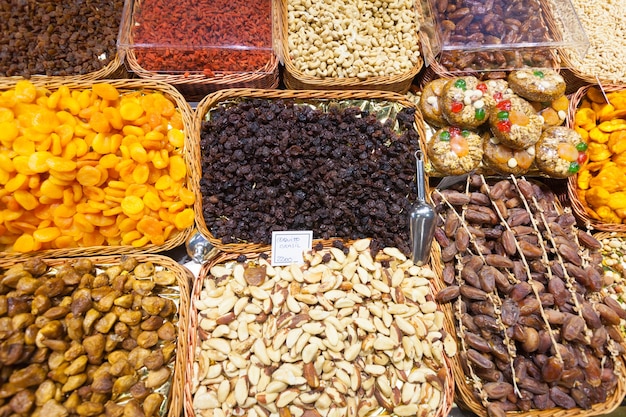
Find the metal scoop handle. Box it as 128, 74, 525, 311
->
415, 150, 426, 202
410, 149, 437, 266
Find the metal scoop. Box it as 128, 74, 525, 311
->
409, 150, 437, 265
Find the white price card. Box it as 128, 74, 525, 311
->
271, 231, 313, 266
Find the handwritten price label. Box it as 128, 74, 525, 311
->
271, 231, 313, 266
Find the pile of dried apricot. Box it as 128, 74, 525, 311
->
0, 80, 194, 252
574, 87, 626, 224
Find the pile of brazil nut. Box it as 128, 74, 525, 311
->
190, 239, 455, 417
432, 175, 626, 416
0, 257, 180, 417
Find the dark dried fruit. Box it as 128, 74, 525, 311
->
464, 332, 491, 352
500, 298, 519, 326
200, 102, 419, 253
466, 348, 495, 370
483, 381, 514, 400
435, 285, 460, 303
460, 285, 488, 301
0, 0, 123, 77
484, 254, 514, 269
549, 386, 576, 409
500, 229, 517, 256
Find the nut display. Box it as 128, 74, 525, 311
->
199, 98, 419, 254
190, 239, 454, 417
432, 175, 625, 414
0, 257, 180, 417
286, 0, 421, 79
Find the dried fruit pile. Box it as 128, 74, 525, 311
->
190, 239, 453, 417
199, 99, 419, 254
0, 257, 180, 416
0, 81, 194, 252
432, 175, 625, 415
0, 0, 122, 77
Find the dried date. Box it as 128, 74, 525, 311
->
434, 176, 622, 413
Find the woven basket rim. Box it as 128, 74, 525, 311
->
0, 53, 125, 83
0, 79, 195, 258
567, 84, 626, 232
190, 88, 428, 254
0, 253, 192, 417
185, 247, 455, 417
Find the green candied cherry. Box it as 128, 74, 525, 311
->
439, 130, 451, 141
533, 70, 545, 78
568, 161, 580, 173
454, 78, 467, 90
475, 107, 486, 121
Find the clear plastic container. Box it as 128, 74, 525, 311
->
419, 0, 589, 72
117, 0, 275, 74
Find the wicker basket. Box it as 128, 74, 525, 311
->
185, 246, 455, 417
279, 0, 422, 93
0, 78, 194, 259
567, 84, 626, 232
429, 176, 626, 417
0, 253, 192, 417
119, 0, 280, 102
190, 88, 428, 254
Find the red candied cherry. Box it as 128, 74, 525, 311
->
496, 99, 511, 111
497, 120, 512, 132
449, 126, 461, 137
577, 152, 588, 164
450, 101, 463, 113
493, 92, 503, 101
476, 83, 488, 93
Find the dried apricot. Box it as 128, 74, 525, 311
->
174, 208, 194, 230
76, 165, 102, 187
120, 101, 144, 121
92, 83, 120, 101
0, 81, 191, 252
